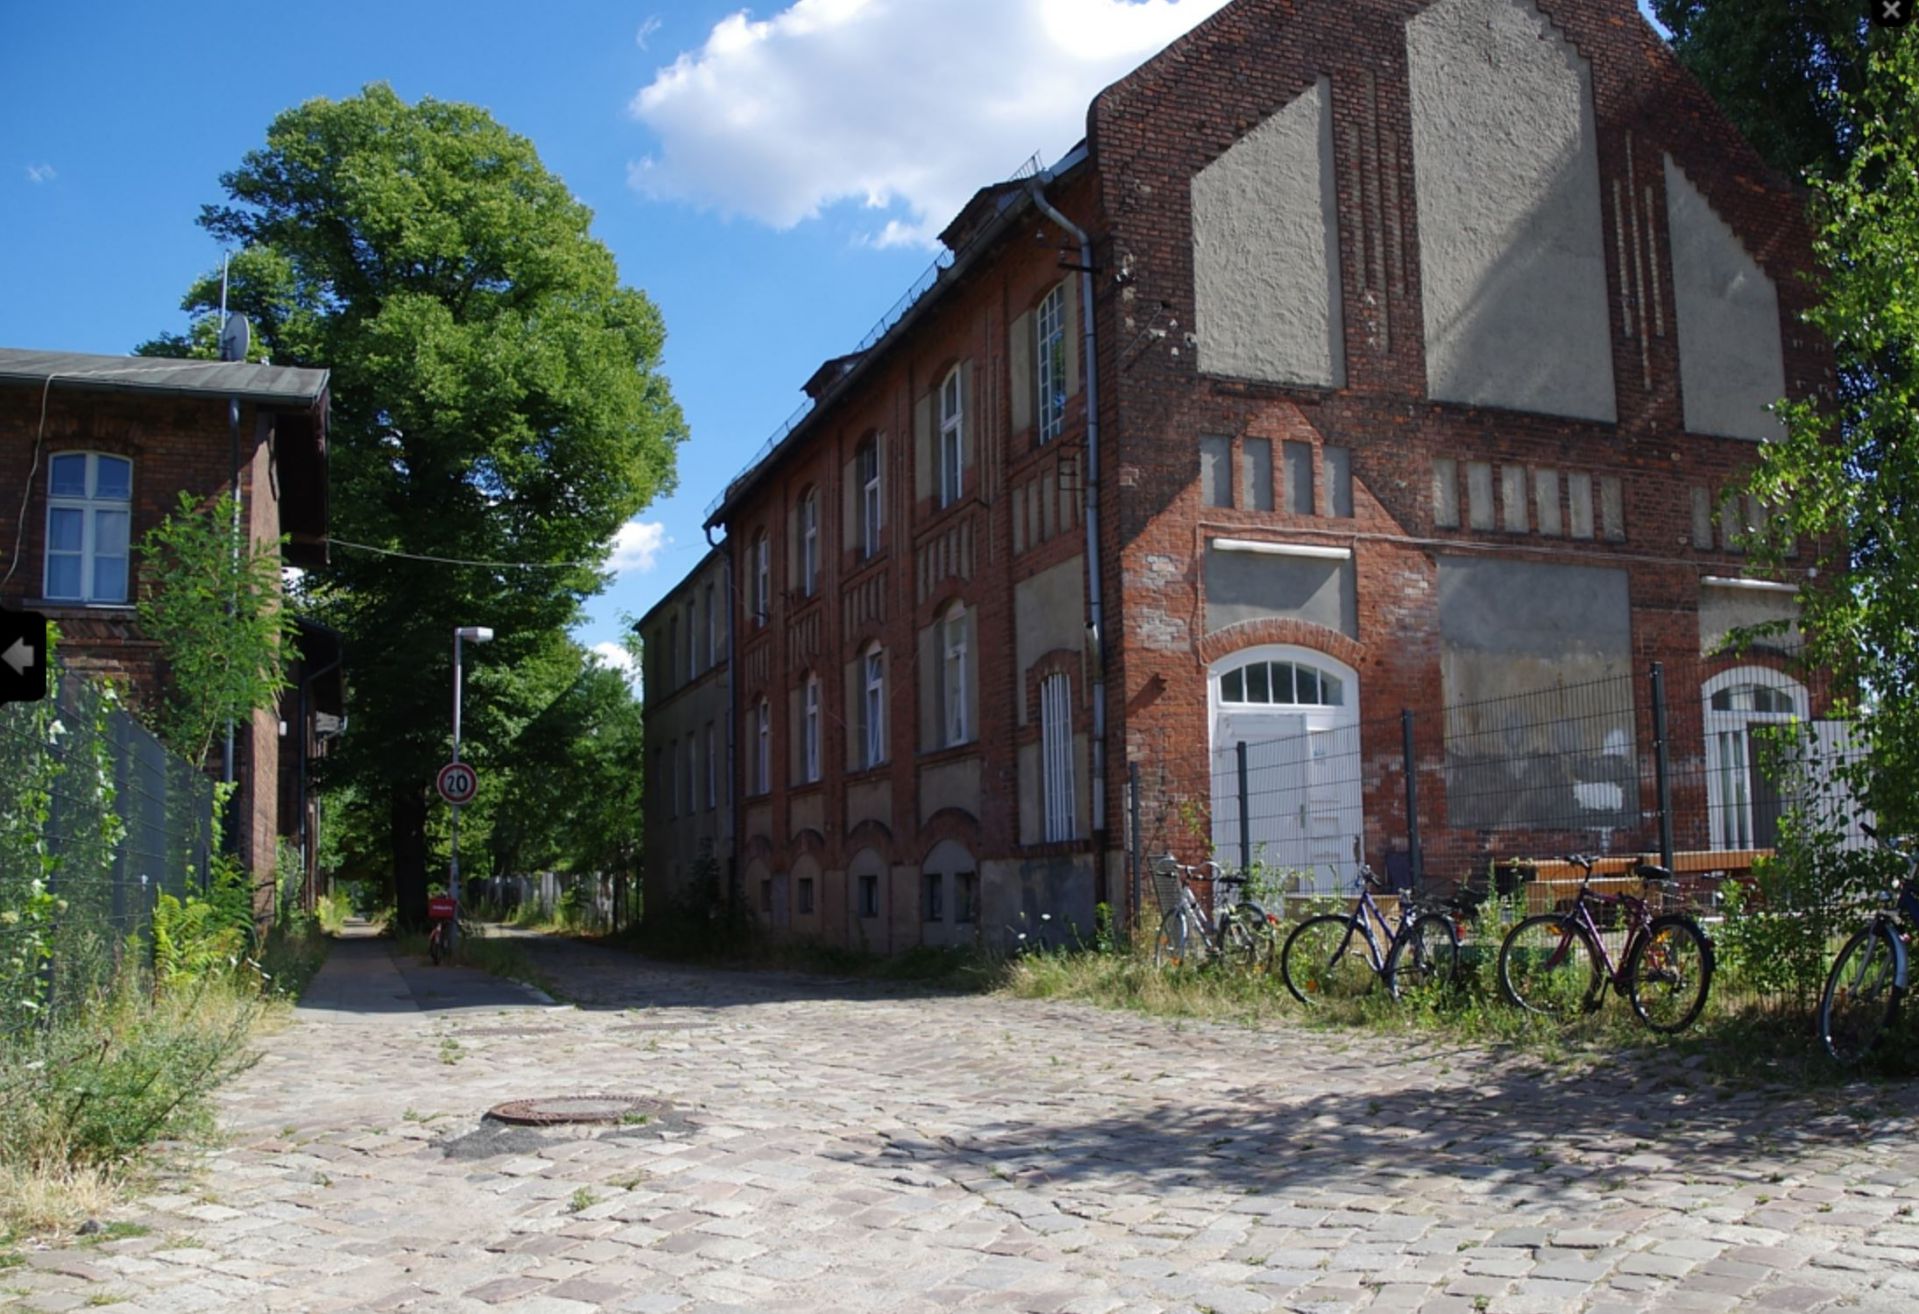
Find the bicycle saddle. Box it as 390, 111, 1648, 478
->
1633, 862, 1675, 883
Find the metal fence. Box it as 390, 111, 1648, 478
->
0, 669, 213, 1036
1131, 646, 1878, 1017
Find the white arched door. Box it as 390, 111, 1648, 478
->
1703, 668, 1807, 850
1210, 647, 1362, 892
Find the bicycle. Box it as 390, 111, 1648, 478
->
1816, 823, 1919, 1066
1151, 859, 1279, 971
427, 894, 457, 966
1497, 854, 1717, 1032
1278, 862, 1464, 1005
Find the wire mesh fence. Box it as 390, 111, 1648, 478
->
1133, 645, 1881, 1020
0, 669, 213, 1037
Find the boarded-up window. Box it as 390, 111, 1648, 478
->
1199, 435, 1233, 509
1601, 476, 1625, 541
1040, 673, 1075, 842
1501, 466, 1529, 533
1433, 458, 1460, 528
1534, 468, 1562, 536
1244, 438, 1274, 512
1284, 441, 1315, 515
1468, 462, 1495, 530
1692, 488, 1715, 549
1324, 446, 1353, 518
1568, 472, 1594, 539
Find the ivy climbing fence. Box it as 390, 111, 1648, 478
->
0, 664, 213, 1038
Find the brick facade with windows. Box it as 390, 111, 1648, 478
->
0, 350, 332, 918
670, 0, 1822, 947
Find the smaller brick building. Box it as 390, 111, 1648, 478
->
0, 348, 331, 911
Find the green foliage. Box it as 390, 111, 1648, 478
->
633, 844, 755, 961
146, 83, 685, 925
136, 491, 298, 769
1740, 37, 1919, 832
1651, 0, 1878, 184
150, 892, 246, 990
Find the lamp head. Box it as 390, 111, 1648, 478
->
456, 626, 495, 643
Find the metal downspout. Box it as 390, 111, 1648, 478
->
1025, 175, 1109, 899
704, 525, 738, 906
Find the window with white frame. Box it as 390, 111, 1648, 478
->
705, 721, 717, 810
44, 453, 132, 604
800, 489, 820, 596
858, 436, 882, 558
941, 604, 969, 746
754, 698, 771, 794
1704, 669, 1808, 850
753, 532, 770, 626
801, 673, 821, 783
862, 644, 886, 769
938, 367, 964, 508
1040, 672, 1076, 842
1037, 284, 1067, 444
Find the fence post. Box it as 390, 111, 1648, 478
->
1651, 662, 1676, 870
1128, 761, 1142, 930
1236, 741, 1251, 875
1402, 709, 1421, 889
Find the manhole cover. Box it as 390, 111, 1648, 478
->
460, 1025, 560, 1038
485, 1095, 666, 1126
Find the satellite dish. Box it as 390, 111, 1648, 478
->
219, 313, 251, 363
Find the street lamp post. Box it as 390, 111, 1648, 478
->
451, 625, 494, 954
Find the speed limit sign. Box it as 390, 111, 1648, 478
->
436, 761, 479, 806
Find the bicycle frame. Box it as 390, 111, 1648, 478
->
1853, 828, 1917, 995
1324, 873, 1428, 976
1552, 884, 1655, 993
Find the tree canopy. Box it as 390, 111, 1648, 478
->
145, 84, 682, 922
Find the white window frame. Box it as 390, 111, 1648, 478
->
800, 490, 820, 596
1037, 284, 1067, 444
1703, 667, 1808, 850
1040, 672, 1075, 842
802, 673, 822, 784
859, 437, 882, 558
43, 452, 132, 604
705, 721, 718, 810
753, 533, 770, 626
938, 366, 964, 509
863, 645, 886, 769
942, 604, 969, 746
754, 698, 771, 795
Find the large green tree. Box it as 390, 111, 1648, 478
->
1744, 37, 1919, 825
146, 85, 684, 925
1651, 0, 1875, 183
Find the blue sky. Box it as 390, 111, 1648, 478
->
0, 0, 1669, 683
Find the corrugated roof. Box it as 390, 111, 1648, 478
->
0, 348, 329, 406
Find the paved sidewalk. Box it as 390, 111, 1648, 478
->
7, 930, 1919, 1313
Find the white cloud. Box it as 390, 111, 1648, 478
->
636, 15, 663, 48
604, 519, 669, 574
628, 0, 1230, 246
24, 163, 55, 184
591, 641, 643, 692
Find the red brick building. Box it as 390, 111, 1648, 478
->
0, 348, 332, 913
682, 0, 1821, 947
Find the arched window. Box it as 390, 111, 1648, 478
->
753, 697, 771, 794
862, 643, 886, 769
753, 531, 770, 626
940, 603, 969, 746
1216, 657, 1345, 707
799, 488, 820, 596
938, 366, 964, 507
44, 453, 132, 604
857, 436, 883, 558
1704, 667, 1808, 850
801, 672, 822, 783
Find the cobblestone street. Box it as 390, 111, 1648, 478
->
10, 927, 1919, 1314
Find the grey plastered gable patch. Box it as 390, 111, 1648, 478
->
1664, 156, 1788, 441
1406, 0, 1615, 423
1190, 76, 1345, 388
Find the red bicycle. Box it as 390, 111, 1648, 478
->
1497, 854, 1718, 1033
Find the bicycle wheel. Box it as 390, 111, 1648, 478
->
1153, 906, 1209, 970
1223, 902, 1278, 974
1281, 915, 1376, 1005
1818, 921, 1905, 1066
1625, 914, 1715, 1033
1384, 913, 1461, 998
1498, 915, 1601, 1018
428, 926, 445, 966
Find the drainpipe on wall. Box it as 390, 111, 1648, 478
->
1025, 174, 1109, 902
703, 525, 738, 906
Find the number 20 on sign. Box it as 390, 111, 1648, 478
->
436, 761, 478, 806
